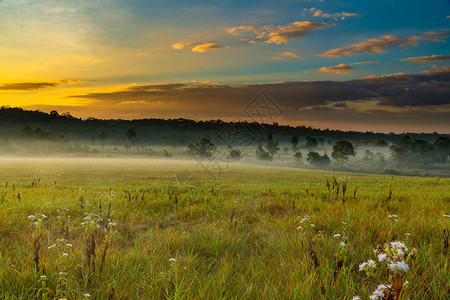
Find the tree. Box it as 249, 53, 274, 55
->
291, 136, 298, 150
390, 145, 407, 167
332, 140, 356, 165
228, 149, 242, 161
306, 136, 318, 148
266, 134, 279, 157
98, 132, 106, 147
435, 137, 450, 163
294, 151, 302, 162
307, 151, 330, 167
125, 128, 136, 146
256, 144, 271, 161
188, 138, 216, 158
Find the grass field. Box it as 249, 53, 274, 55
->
0, 157, 449, 299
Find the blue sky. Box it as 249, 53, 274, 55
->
0, 0, 449, 132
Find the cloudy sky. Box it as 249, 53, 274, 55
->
0, 0, 449, 133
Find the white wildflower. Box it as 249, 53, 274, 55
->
40, 275, 47, 279
352, 297, 361, 300
169, 258, 177, 262
84, 293, 91, 297
444, 215, 450, 218
28, 215, 35, 219
62, 253, 68, 257
377, 253, 387, 262
310, 224, 315, 228
48, 244, 56, 249
333, 234, 341, 238
340, 241, 346, 247
389, 260, 409, 272
66, 243, 73, 247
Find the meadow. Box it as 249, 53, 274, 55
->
0, 157, 448, 299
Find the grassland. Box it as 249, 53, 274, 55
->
0, 157, 449, 299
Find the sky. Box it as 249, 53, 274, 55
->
0, 0, 449, 133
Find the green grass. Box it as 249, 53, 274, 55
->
0, 158, 449, 299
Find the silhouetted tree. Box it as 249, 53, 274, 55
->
98, 132, 106, 147
294, 151, 302, 162
188, 138, 216, 158
306, 136, 318, 149
125, 128, 136, 146
307, 151, 330, 167
434, 137, 450, 162
332, 140, 355, 165
256, 144, 271, 161
291, 135, 298, 150
266, 134, 279, 157
228, 149, 242, 161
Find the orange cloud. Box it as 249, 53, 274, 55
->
422, 64, 450, 75
319, 64, 354, 73
0, 80, 81, 91
171, 42, 223, 52
353, 61, 379, 65
272, 52, 302, 60
307, 7, 357, 20
227, 21, 329, 44
319, 30, 450, 57
402, 54, 450, 63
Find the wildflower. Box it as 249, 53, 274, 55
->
388, 214, 398, 218
108, 222, 117, 227
297, 226, 303, 230
389, 241, 408, 256
310, 224, 315, 228
40, 275, 47, 279
62, 253, 68, 257
389, 260, 409, 272
444, 215, 450, 218
28, 215, 35, 219
370, 284, 389, 299
352, 297, 361, 300
359, 259, 377, 271
169, 258, 177, 262
33, 222, 39, 226
66, 243, 73, 247
42, 215, 47, 219
48, 244, 56, 249
405, 233, 411, 236
58, 272, 67, 276
333, 234, 341, 238
84, 293, 91, 297
377, 253, 387, 262
340, 241, 346, 247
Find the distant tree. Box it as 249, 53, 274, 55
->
318, 137, 325, 146
363, 149, 374, 161
294, 151, 302, 162
256, 144, 271, 161
291, 135, 298, 150
390, 145, 408, 167
306, 136, 318, 148
373, 138, 388, 147
188, 138, 216, 158
307, 151, 330, 167
228, 149, 242, 161
266, 134, 279, 157
332, 140, 356, 165
125, 128, 137, 146
98, 132, 106, 147
434, 137, 450, 163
